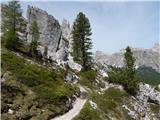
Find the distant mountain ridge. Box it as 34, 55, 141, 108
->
95, 43, 160, 73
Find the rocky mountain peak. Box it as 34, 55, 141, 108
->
61, 19, 71, 39
95, 44, 160, 72
152, 42, 160, 53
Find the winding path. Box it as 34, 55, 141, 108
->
51, 86, 87, 120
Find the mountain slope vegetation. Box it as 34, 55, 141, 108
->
1, 48, 79, 120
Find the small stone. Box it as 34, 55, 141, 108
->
89, 100, 97, 109
8, 109, 14, 114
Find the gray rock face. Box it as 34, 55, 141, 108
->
65, 72, 79, 82
152, 43, 160, 53
138, 83, 160, 104
95, 44, 160, 72
27, 5, 61, 50
61, 19, 71, 39
26, 6, 82, 70
27, 6, 69, 61
56, 19, 70, 60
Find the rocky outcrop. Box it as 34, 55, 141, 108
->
2, 4, 81, 70
122, 83, 160, 120
138, 83, 160, 104
61, 19, 71, 39
94, 70, 160, 120
67, 55, 82, 71
152, 43, 160, 53
56, 19, 70, 61
95, 44, 160, 73
65, 72, 79, 82
27, 6, 69, 61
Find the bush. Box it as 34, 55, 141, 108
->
80, 70, 97, 81
108, 66, 139, 95
79, 70, 97, 89
2, 51, 25, 72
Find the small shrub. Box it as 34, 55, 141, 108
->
80, 70, 97, 81
79, 70, 97, 90
108, 67, 139, 95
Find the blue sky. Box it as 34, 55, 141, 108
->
2, 1, 159, 54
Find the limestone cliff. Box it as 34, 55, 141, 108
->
27, 6, 70, 61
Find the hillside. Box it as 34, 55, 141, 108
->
1, 48, 80, 120
1, 2, 160, 120
2, 48, 160, 120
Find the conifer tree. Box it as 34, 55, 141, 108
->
3, 0, 22, 49
124, 46, 136, 79
108, 46, 139, 95
124, 46, 139, 95
72, 12, 93, 70
30, 21, 39, 57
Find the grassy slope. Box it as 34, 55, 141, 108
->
74, 68, 160, 120
2, 48, 160, 120
73, 88, 131, 120
73, 71, 131, 120
1, 48, 79, 120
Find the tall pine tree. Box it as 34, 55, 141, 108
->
29, 21, 39, 57
124, 46, 136, 80
2, 0, 22, 49
124, 46, 139, 95
108, 46, 139, 95
71, 12, 93, 70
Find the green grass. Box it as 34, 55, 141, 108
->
73, 102, 101, 120
150, 104, 160, 119
1, 49, 79, 120
92, 88, 128, 114
150, 104, 160, 113
77, 69, 132, 120
78, 70, 97, 91
73, 87, 131, 120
